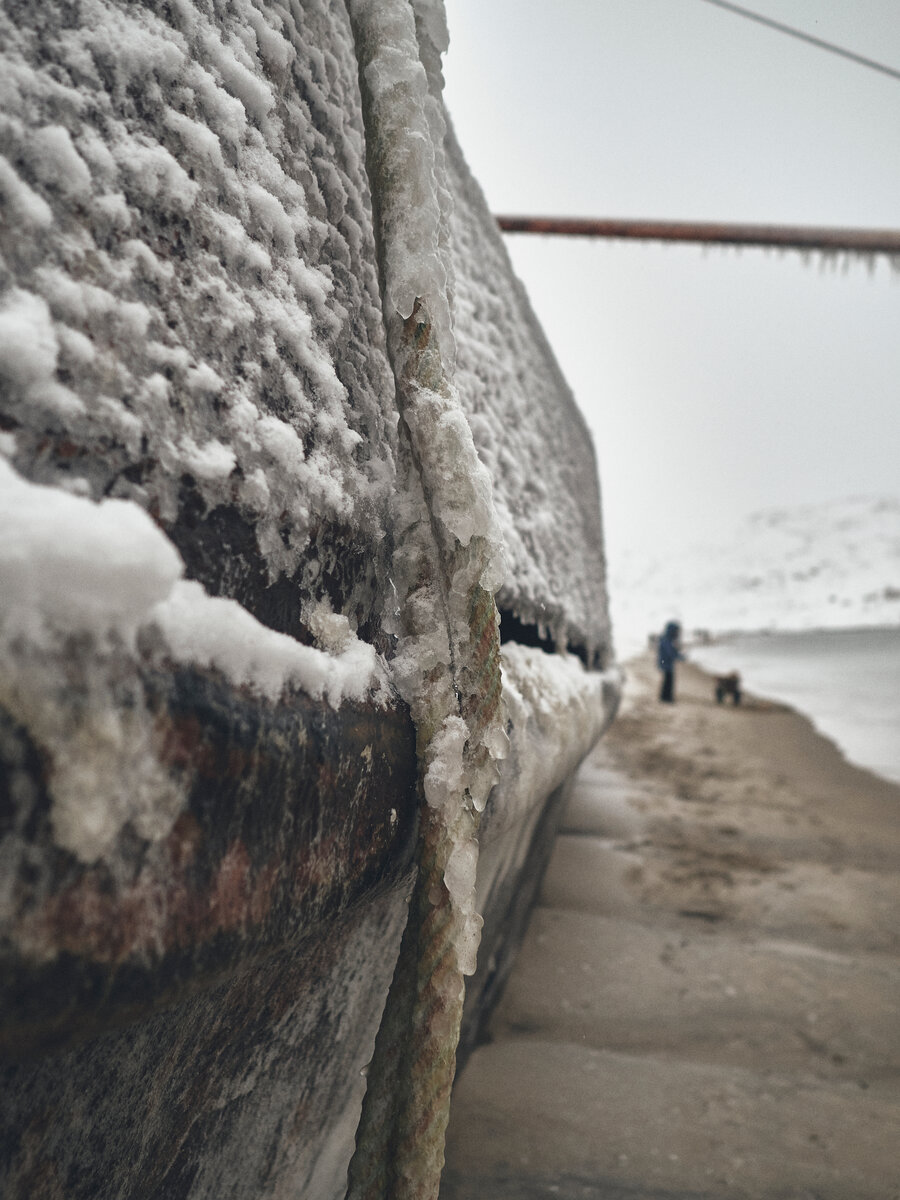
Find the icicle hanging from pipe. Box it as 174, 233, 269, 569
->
495, 215, 900, 266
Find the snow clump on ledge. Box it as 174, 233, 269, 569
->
0, 460, 386, 707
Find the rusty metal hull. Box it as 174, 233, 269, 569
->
0, 671, 618, 1200
0, 1, 618, 1195
0, 660, 420, 1196
1, 896, 409, 1199
0, 668, 419, 1063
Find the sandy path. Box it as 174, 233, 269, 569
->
441, 655, 900, 1199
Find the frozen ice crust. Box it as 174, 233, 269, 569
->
445, 126, 612, 665
0, 0, 399, 645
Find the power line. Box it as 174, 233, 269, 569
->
495, 215, 900, 256
698, 0, 900, 83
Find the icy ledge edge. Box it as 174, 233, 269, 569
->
0, 456, 389, 710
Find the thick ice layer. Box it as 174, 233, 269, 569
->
346, 0, 455, 363
347, 0, 507, 851
0, 0, 398, 612
444, 126, 612, 663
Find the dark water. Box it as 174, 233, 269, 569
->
691, 627, 900, 785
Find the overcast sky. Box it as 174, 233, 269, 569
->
442, 0, 900, 568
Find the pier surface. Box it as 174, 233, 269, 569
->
443, 655, 900, 1199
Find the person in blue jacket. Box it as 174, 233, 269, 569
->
657, 620, 684, 703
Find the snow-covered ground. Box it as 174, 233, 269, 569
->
609, 494, 900, 660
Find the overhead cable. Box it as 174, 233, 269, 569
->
698, 0, 900, 82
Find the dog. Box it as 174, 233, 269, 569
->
714, 672, 742, 705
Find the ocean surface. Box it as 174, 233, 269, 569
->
689, 627, 900, 786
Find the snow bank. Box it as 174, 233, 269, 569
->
611, 495, 900, 656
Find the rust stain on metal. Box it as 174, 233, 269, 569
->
166, 812, 203, 870
208, 841, 254, 932
0, 667, 418, 1059
13, 799, 407, 965
156, 711, 219, 777
15, 837, 273, 964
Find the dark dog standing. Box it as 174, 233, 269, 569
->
715, 672, 742, 705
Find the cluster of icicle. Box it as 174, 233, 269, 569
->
344, 2, 509, 1198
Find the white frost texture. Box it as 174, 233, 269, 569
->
473, 644, 619, 939
0, 3, 617, 1195
0, 0, 399, 593
444, 128, 611, 661
0, 0, 611, 664
494, 644, 616, 831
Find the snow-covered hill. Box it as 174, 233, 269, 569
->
609, 495, 900, 659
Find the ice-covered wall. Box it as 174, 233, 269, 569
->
0, 0, 612, 662
0, 2, 616, 1197
446, 128, 611, 663
0, 0, 398, 646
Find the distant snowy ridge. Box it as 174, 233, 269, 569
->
610, 495, 900, 658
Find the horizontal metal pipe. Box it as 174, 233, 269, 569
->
495, 215, 900, 255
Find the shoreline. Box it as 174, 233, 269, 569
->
611, 655, 900, 871
685, 626, 900, 786
443, 653, 900, 1199
688, 620, 900, 641
614, 621, 900, 671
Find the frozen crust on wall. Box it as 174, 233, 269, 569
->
444, 125, 612, 666
0, 0, 613, 665
0, 0, 406, 883
0, 14, 422, 1191
0, 0, 399, 646
0, 0, 614, 934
